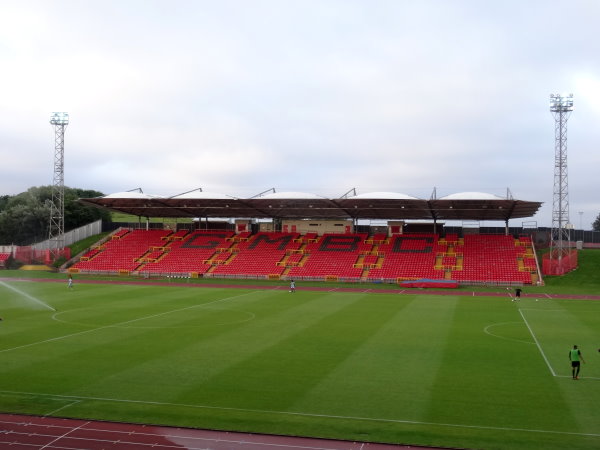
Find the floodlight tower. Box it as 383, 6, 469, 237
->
549, 94, 573, 265
48, 112, 69, 257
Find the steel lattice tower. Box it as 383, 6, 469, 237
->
549, 94, 573, 264
48, 112, 69, 257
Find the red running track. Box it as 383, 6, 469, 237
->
0, 413, 445, 450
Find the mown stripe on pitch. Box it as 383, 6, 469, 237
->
174, 292, 403, 411
291, 294, 459, 420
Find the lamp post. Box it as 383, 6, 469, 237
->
549, 94, 573, 268
49, 112, 69, 259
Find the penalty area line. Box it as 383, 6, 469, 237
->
519, 309, 556, 377
1, 389, 599, 439
519, 311, 599, 381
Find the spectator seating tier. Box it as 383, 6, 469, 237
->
72, 230, 538, 284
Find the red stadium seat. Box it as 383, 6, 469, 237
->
72, 230, 538, 284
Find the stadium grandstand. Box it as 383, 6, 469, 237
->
70, 189, 545, 286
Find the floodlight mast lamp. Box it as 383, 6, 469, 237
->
549, 94, 573, 263
48, 112, 69, 258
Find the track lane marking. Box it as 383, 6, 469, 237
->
2, 389, 599, 439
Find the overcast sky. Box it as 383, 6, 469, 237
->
1, 0, 599, 228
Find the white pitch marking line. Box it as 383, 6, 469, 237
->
40, 420, 90, 449
519, 309, 556, 377
0, 424, 360, 450
0, 291, 255, 354
44, 400, 81, 417
483, 322, 535, 345
555, 375, 600, 381
2, 389, 599, 439
3, 430, 339, 450
51, 306, 256, 330
519, 311, 600, 381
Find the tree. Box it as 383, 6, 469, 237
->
0, 186, 111, 245
65, 188, 111, 229
593, 212, 600, 232
0, 195, 9, 211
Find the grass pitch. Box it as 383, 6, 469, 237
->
0, 279, 599, 450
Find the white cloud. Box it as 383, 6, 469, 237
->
0, 0, 599, 227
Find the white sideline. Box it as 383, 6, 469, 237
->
1, 389, 599, 439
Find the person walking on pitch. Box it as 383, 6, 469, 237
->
507, 287, 522, 301
569, 345, 585, 379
